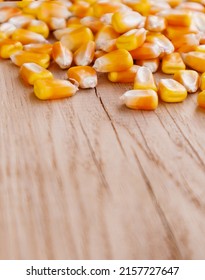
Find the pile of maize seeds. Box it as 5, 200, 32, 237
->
1, 0, 205, 110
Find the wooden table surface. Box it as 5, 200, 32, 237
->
1, 3, 205, 261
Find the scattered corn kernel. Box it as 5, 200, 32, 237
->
158, 79, 187, 102
24, 43, 53, 55
0, 39, 23, 59
27, 19, 49, 38
8, 14, 34, 28
0, 6, 22, 24
162, 52, 186, 74
182, 51, 205, 72
74, 41, 95, 66
52, 41, 73, 69
130, 42, 162, 60
134, 66, 157, 91
136, 58, 159, 73
10, 50, 50, 68
174, 70, 199, 93
108, 65, 140, 83
12, 28, 47, 44
145, 15, 166, 32
67, 66, 97, 89
116, 28, 146, 51
146, 33, 174, 56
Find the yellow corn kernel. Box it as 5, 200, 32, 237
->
182, 51, 205, 72
120, 89, 158, 110
166, 0, 184, 8
92, 1, 123, 18
67, 66, 97, 89
159, 9, 192, 27
48, 17, 66, 31
162, 52, 185, 74
12, 29, 47, 45
80, 16, 104, 33
8, 14, 34, 29
66, 16, 82, 27
60, 26, 93, 52
24, 43, 53, 55
95, 25, 119, 50
93, 49, 133, 72
0, 6, 22, 24
134, 66, 157, 91
108, 65, 140, 83
27, 19, 49, 38
146, 33, 174, 56
69, 1, 91, 18
136, 58, 159, 73
174, 70, 199, 93
165, 25, 198, 40
130, 42, 162, 60
172, 33, 200, 53
111, 10, 144, 33
145, 15, 166, 32
10, 51, 50, 68
23, 1, 42, 17
52, 41, 73, 69
200, 72, 205, 90
116, 28, 146, 51
74, 41, 95, 66
196, 45, 205, 53
34, 78, 78, 100
19, 62, 53, 85
0, 39, 23, 59
158, 79, 187, 102
197, 90, 205, 108
37, 2, 71, 23
122, 0, 150, 16
0, 31, 7, 40
0, 22, 16, 37
17, 0, 34, 9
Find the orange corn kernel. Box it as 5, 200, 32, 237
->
67, 16, 82, 27
48, 17, 66, 31
69, 1, 91, 18
92, 1, 123, 18
12, 29, 47, 45
0, 31, 7, 40
158, 79, 187, 103
146, 33, 174, 56
93, 49, 133, 72
130, 42, 162, 60
0, 39, 23, 59
8, 14, 34, 29
172, 33, 200, 53
108, 65, 140, 83
60, 26, 93, 52
116, 28, 146, 51
67, 66, 97, 89
197, 90, 205, 108
134, 66, 157, 91
122, 0, 150, 16
37, 2, 71, 23
74, 41, 95, 66
34, 79, 78, 100
0, 22, 16, 37
200, 72, 205, 91
120, 89, 158, 110
182, 51, 205, 72
145, 15, 166, 32
112, 10, 145, 34
136, 58, 159, 73
95, 25, 119, 50
159, 9, 192, 27
162, 52, 185, 74
24, 43, 53, 55
174, 70, 199, 93
27, 19, 49, 38
20, 62, 53, 85
52, 41, 73, 69
0, 7, 22, 24
165, 25, 198, 40
80, 16, 104, 33
10, 51, 50, 68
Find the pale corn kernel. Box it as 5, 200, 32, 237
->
10, 50, 50, 68
120, 89, 158, 110
134, 66, 157, 91
145, 15, 166, 32
48, 17, 66, 31
34, 79, 78, 100
192, 12, 205, 33
108, 65, 140, 83
67, 66, 97, 89
200, 73, 205, 90
172, 33, 200, 53
146, 33, 174, 56
0, 22, 16, 37
0, 39, 23, 59
174, 70, 199, 93
20, 62, 53, 85
111, 10, 144, 33
60, 26, 93, 52
149, 1, 171, 15
197, 90, 205, 108
24, 43, 53, 55
52, 41, 73, 69
53, 27, 79, 41
95, 25, 119, 51
182, 51, 205, 72
158, 79, 187, 102
80, 16, 104, 33
27, 19, 49, 38
37, 2, 71, 23
74, 41, 95, 66
176, 2, 204, 12
93, 49, 133, 72
8, 14, 34, 29
12, 29, 47, 45
158, 9, 192, 27
0, 7, 22, 24
100, 13, 113, 26
130, 42, 162, 60
162, 52, 186, 74
116, 28, 146, 51
136, 58, 159, 73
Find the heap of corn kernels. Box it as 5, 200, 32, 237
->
1, 0, 205, 110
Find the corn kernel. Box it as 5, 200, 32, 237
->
122, 0, 150, 16
149, 1, 171, 15
174, 70, 199, 93
67, 66, 97, 89
48, 17, 66, 31
80, 16, 104, 33
108, 65, 140, 83
0, 31, 7, 40
53, 27, 79, 41
10, 50, 50, 68
12, 28, 47, 45
0, 6, 22, 24
93, 1, 124, 18
200, 72, 205, 90
112, 10, 145, 33
93, 49, 133, 72
69, 1, 91, 18
145, 15, 166, 32
120, 89, 158, 110
52, 41, 73, 69
116, 28, 146, 51
34, 78, 78, 100
146, 33, 174, 56
158, 79, 187, 102
95, 25, 119, 51
165, 25, 198, 40
159, 9, 192, 27
182, 51, 205, 72
8, 14, 34, 29
136, 58, 159, 73
0, 39, 23, 59
0, 22, 16, 37
197, 90, 205, 108
134, 66, 157, 91
74, 41, 95, 66
176, 2, 204, 12
24, 43, 53, 55
27, 19, 49, 38
196, 45, 205, 53
20, 62, 53, 85
162, 52, 186, 74
60, 26, 93, 52
172, 33, 200, 53
23, 1, 41, 17
130, 42, 162, 60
